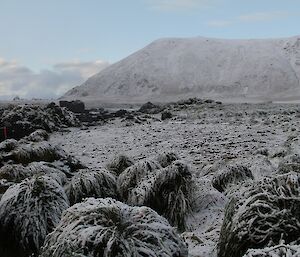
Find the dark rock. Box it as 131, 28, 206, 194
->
74, 108, 115, 125
161, 111, 172, 120
59, 100, 85, 113
0, 104, 80, 140
139, 102, 162, 114
114, 109, 128, 117
125, 114, 135, 120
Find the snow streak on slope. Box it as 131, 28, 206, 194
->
63, 36, 300, 103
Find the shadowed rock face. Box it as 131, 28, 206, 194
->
63, 36, 300, 103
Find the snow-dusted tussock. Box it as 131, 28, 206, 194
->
117, 159, 162, 200
0, 139, 85, 174
218, 172, 300, 257
212, 164, 254, 193
4, 141, 63, 164
40, 198, 188, 257
0, 175, 69, 257
28, 162, 68, 184
0, 179, 14, 194
156, 152, 179, 168
0, 162, 67, 184
128, 160, 195, 231
0, 163, 41, 183
278, 154, 300, 174
25, 129, 49, 142
0, 139, 18, 152
243, 244, 300, 257
66, 169, 118, 205
106, 154, 134, 175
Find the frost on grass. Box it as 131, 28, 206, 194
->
0, 179, 14, 194
3, 141, 65, 164
25, 129, 49, 142
212, 164, 254, 193
0, 139, 19, 152
0, 175, 69, 257
0, 162, 67, 185
277, 154, 300, 174
0, 139, 85, 174
119, 159, 195, 231
218, 172, 300, 257
117, 159, 162, 200
65, 168, 118, 205
40, 198, 188, 257
156, 152, 179, 168
243, 244, 300, 257
106, 154, 134, 175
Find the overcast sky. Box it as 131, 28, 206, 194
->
0, 0, 300, 100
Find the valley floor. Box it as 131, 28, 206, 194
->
50, 102, 300, 257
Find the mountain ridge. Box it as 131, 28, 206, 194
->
63, 35, 300, 103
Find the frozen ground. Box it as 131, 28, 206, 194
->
50, 102, 300, 256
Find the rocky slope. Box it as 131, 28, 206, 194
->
63, 36, 300, 103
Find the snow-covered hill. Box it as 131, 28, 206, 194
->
63, 36, 300, 103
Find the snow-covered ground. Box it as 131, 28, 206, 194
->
50, 102, 300, 256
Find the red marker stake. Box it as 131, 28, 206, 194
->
3, 127, 7, 139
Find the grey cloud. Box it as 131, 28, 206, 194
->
0, 59, 110, 100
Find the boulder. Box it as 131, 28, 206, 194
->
59, 100, 85, 113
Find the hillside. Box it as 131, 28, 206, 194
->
63, 36, 300, 103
